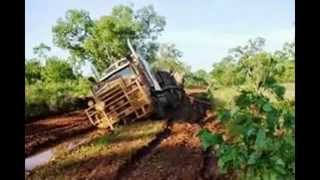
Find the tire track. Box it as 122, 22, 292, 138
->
25, 112, 95, 157
115, 118, 173, 180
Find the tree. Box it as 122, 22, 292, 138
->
151, 43, 189, 74
52, 9, 94, 59
52, 4, 166, 73
274, 41, 295, 61
229, 37, 266, 60
209, 37, 268, 87
25, 58, 42, 84
273, 41, 295, 82
158, 43, 182, 59
210, 56, 244, 87
41, 57, 76, 82
184, 69, 210, 88
33, 43, 51, 64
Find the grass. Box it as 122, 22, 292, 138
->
28, 120, 167, 179
210, 86, 239, 108
209, 83, 295, 109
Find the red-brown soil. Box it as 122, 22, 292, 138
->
26, 90, 230, 180
25, 110, 94, 157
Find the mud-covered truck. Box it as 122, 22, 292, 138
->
85, 40, 184, 129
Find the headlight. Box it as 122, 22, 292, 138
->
88, 100, 95, 107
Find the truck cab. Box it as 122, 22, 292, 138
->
85, 41, 183, 129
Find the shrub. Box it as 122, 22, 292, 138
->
25, 78, 91, 120
198, 52, 295, 179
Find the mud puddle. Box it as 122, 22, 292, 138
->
25, 129, 103, 172
25, 148, 54, 171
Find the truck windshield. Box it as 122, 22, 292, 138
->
104, 66, 136, 82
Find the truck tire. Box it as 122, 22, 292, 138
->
154, 100, 165, 119
166, 88, 184, 109
168, 89, 178, 109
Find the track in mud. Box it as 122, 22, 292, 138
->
116, 94, 219, 180
26, 90, 224, 180
25, 111, 95, 157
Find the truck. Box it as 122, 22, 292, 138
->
85, 40, 184, 129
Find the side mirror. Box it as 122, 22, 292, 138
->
88, 77, 96, 83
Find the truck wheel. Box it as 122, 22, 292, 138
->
154, 101, 165, 119
167, 89, 183, 109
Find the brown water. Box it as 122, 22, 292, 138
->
25, 130, 96, 172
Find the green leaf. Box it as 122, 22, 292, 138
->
218, 146, 236, 169
218, 110, 231, 122
275, 158, 285, 166
255, 129, 266, 150
197, 129, 223, 150
274, 165, 287, 175
262, 103, 272, 112
262, 173, 269, 180
248, 151, 261, 165
272, 85, 286, 98
246, 127, 256, 138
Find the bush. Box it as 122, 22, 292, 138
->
184, 70, 209, 89
198, 52, 295, 179
25, 59, 42, 85
25, 56, 92, 121
25, 78, 91, 120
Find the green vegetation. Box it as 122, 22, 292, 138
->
151, 43, 190, 73
52, 5, 166, 73
25, 54, 91, 120
26, 4, 170, 120
184, 70, 209, 88
197, 38, 295, 179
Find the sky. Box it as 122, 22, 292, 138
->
26, 0, 295, 75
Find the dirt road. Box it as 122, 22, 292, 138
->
26, 91, 226, 180
25, 111, 95, 157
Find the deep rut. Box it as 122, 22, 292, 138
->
115, 118, 173, 180
115, 95, 218, 180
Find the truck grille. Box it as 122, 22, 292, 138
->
85, 77, 153, 127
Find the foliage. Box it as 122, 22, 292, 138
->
198, 39, 295, 179
52, 9, 94, 59
33, 43, 51, 59
25, 54, 91, 120
208, 38, 294, 89
209, 37, 266, 88
152, 58, 190, 74
41, 57, 76, 82
151, 43, 189, 74
52, 5, 166, 73
184, 69, 209, 88
229, 37, 266, 59
25, 59, 42, 85
274, 41, 295, 61
274, 41, 295, 83
25, 78, 90, 119
210, 56, 245, 87
158, 43, 182, 59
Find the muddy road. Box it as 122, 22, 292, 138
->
25, 111, 95, 157
26, 91, 227, 179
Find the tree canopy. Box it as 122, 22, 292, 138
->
41, 57, 76, 82
151, 43, 190, 74
52, 5, 166, 73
